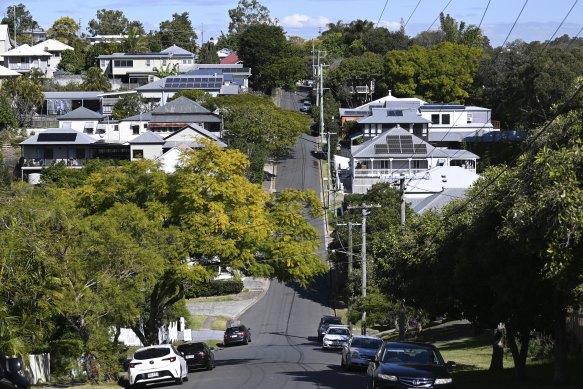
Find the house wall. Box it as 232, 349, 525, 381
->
130, 143, 163, 161
5, 56, 49, 73
59, 119, 100, 134
100, 57, 194, 77
167, 127, 206, 143
22, 145, 96, 161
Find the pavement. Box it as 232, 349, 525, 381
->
186, 277, 270, 341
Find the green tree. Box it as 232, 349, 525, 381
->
59, 49, 85, 73
228, 0, 275, 35
158, 12, 197, 53
87, 9, 129, 36
1, 3, 39, 45
111, 93, 147, 120
329, 52, 385, 105
47, 16, 80, 45
198, 42, 219, 64
123, 25, 149, 53
2, 76, 44, 127
362, 27, 410, 54
439, 12, 488, 49
0, 93, 17, 131
81, 67, 111, 91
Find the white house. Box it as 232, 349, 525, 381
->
32, 39, 74, 72
1, 44, 52, 76
0, 25, 12, 61
57, 107, 105, 136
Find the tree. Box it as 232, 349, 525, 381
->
2, 77, 44, 127
47, 16, 80, 45
228, 0, 275, 35
362, 27, 410, 54
0, 93, 17, 132
158, 12, 197, 53
111, 93, 147, 120
439, 12, 488, 49
170, 90, 211, 105
1, 3, 39, 44
198, 42, 219, 64
87, 9, 129, 36
123, 25, 149, 53
329, 52, 385, 105
59, 49, 85, 73
81, 67, 111, 91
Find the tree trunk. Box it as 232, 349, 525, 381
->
489, 323, 505, 371
553, 290, 567, 385
507, 328, 530, 381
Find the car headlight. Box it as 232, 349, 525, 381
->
377, 374, 398, 381
435, 378, 453, 384
351, 351, 360, 357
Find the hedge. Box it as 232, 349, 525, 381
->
184, 279, 244, 298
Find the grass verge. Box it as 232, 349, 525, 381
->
211, 316, 230, 330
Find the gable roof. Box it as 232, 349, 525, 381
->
161, 45, 193, 56
352, 126, 442, 159
1, 43, 51, 57
129, 131, 165, 144
0, 65, 20, 77
164, 123, 227, 147
0, 25, 9, 42
152, 96, 211, 115
357, 108, 431, 124
57, 106, 103, 120
32, 39, 73, 52
220, 51, 240, 65
20, 127, 97, 145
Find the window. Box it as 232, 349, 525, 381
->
76, 148, 86, 159
467, 113, 473, 123
431, 114, 440, 124
146, 59, 151, 67
441, 114, 450, 125
113, 59, 133, 68
378, 160, 390, 169
114, 124, 119, 131
143, 123, 148, 129
132, 149, 144, 159
162, 59, 167, 66
131, 125, 140, 135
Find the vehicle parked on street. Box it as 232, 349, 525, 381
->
367, 341, 455, 388
341, 335, 383, 370
176, 342, 215, 371
322, 325, 351, 350
317, 315, 342, 341
223, 324, 252, 346
0, 351, 29, 388
128, 344, 188, 388
300, 100, 312, 112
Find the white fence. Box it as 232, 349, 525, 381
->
23, 353, 50, 385
117, 317, 192, 346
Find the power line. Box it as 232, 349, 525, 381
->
376, 0, 390, 28
478, 0, 492, 29
543, 0, 579, 51
404, 0, 422, 29
500, 0, 529, 47
426, 0, 453, 32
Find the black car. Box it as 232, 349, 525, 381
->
367, 341, 455, 388
317, 315, 342, 341
0, 351, 29, 389
223, 325, 251, 346
176, 342, 215, 371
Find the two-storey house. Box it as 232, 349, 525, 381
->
1, 44, 51, 76
32, 39, 74, 72
98, 45, 195, 85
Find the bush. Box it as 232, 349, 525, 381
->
184, 279, 244, 298
49, 339, 84, 382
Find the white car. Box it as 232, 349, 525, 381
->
128, 344, 188, 387
322, 325, 351, 350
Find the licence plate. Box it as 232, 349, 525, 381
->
185, 355, 194, 359
231, 335, 238, 338
147, 372, 159, 378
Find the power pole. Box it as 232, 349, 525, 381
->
398, 173, 407, 340
13, 6, 17, 45
336, 221, 361, 330
348, 204, 381, 335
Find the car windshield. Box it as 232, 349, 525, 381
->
134, 347, 170, 360
351, 338, 383, 349
382, 347, 442, 365
323, 317, 342, 325
226, 326, 245, 333
177, 343, 205, 353
327, 328, 349, 335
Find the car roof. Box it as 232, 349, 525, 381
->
135, 344, 173, 352
384, 341, 437, 350
351, 335, 381, 340
328, 324, 349, 329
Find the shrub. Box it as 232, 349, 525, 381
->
184, 279, 244, 298
49, 339, 84, 382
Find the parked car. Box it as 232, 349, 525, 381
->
367, 341, 455, 388
317, 315, 342, 341
300, 101, 312, 112
322, 325, 351, 350
341, 335, 383, 370
176, 342, 215, 371
0, 351, 29, 388
223, 324, 251, 346
127, 344, 188, 388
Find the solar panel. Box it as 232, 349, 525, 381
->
387, 110, 403, 116
38, 133, 77, 142
374, 144, 389, 154
414, 144, 427, 154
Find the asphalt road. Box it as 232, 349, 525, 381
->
174, 92, 368, 388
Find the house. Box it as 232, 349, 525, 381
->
220, 51, 241, 65
21, 28, 47, 44
32, 39, 74, 72
348, 125, 478, 194
340, 91, 498, 146
98, 45, 196, 85
0, 65, 20, 83
87, 35, 128, 45
136, 64, 251, 105
0, 25, 12, 61
57, 106, 105, 136
1, 44, 51, 76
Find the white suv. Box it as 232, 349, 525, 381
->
322, 325, 351, 350
128, 344, 188, 387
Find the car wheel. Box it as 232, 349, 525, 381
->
175, 369, 184, 385
243, 337, 248, 345
341, 356, 346, 369
207, 360, 214, 370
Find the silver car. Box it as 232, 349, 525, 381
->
341, 335, 383, 369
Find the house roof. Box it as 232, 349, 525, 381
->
409, 187, 469, 214
1, 43, 51, 57
165, 123, 227, 147
129, 131, 165, 144
32, 39, 73, 52
57, 106, 103, 120
220, 51, 240, 65
161, 45, 193, 55
220, 84, 239, 95
20, 127, 97, 145
352, 126, 440, 159
153, 96, 212, 115
45, 91, 103, 100
0, 65, 20, 77
122, 97, 221, 123
357, 108, 431, 124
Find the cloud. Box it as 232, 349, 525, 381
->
281, 14, 331, 28
377, 20, 404, 31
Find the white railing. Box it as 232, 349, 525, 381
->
8, 63, 31, 70
354, 168, 427, 177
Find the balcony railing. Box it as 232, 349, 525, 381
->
8, 63, 31, 70
354, 168, 427, 177
22, 158, 85, 168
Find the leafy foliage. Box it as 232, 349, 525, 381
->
158, 12, 198, 53
81, 67, 111, 91
47, 16, 80, 45
88, 9, 129, 36
2, 76, 44, 127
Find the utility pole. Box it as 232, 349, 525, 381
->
13, 5, 17, 45
336, 221, 361, 330
348, 204, 381, 335
398, 173, 407, 340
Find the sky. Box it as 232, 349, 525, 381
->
5, 0, 583, 47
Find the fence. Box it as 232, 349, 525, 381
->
23, 353, 50, 385
567, 308, 583, 349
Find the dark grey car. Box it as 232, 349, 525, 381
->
223, 325, 251, 346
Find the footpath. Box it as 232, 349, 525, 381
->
185, 277, 270, 341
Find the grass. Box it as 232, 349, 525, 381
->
189, 315, 206, 330
210, 316, 230, 330
190, 295, 236, 302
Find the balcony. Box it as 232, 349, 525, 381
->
353, 168, 427, 178
8, 63, 31, 70
22, 158, 85, 169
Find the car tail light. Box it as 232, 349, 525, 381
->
129, 362, 141, 368
198, 352, 205, 357
162, 356, 176, 362
241, 331, 246, 336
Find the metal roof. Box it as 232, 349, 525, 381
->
357, 109, 431, 124
352, 126, 438, 159
44, 91, 102, 100
129, 131, 165, 144
20, 127, 97, 145
57, 106, 103, 120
